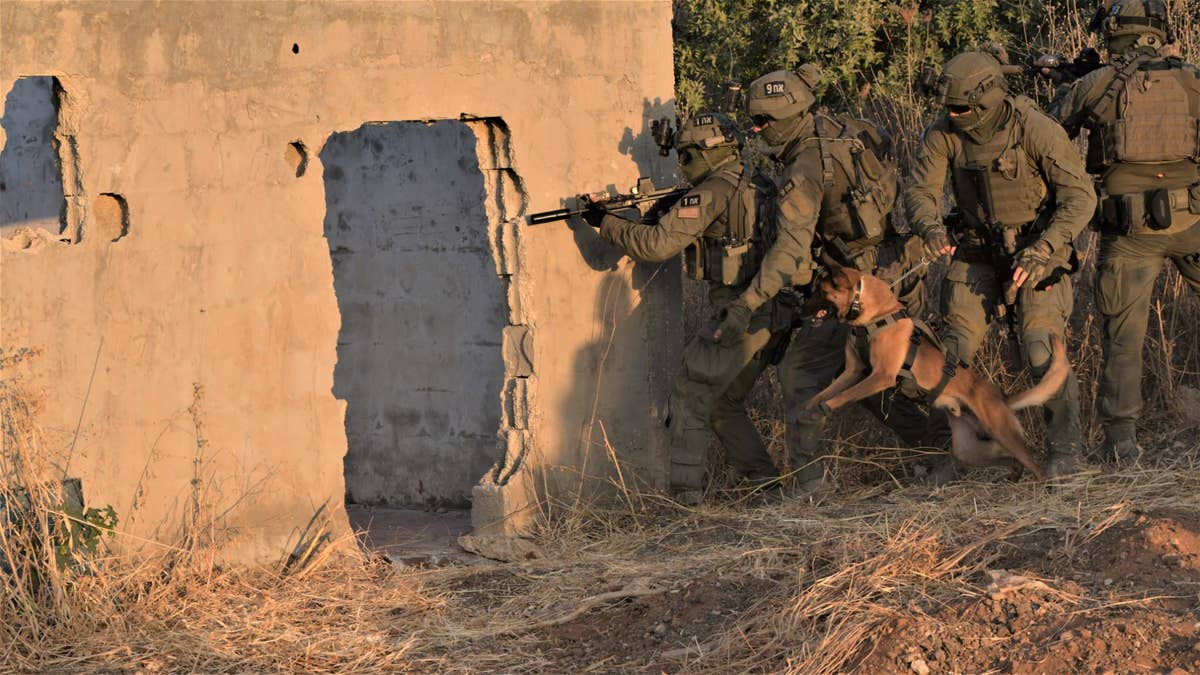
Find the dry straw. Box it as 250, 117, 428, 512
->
3, 3, 1199, 672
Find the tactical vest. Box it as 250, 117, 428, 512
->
807, 113, 897, 248
1084, 54, 1200, 199
1086, 55, 1200, 179
951, 96, 1049, 240
683, 163, 778, 287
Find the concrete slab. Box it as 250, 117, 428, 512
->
348, 504, 486, 568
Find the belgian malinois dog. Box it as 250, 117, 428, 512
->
805, 266, 1070, 480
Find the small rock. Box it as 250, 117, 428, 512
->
435, 506, 448, 514
1104, 578, 1113, 586
653, 622, 666, 635
1192, 641, 1200, 652
1060, 630, 1074, 641
1170, 669, 1188, 675
910, 658, 931, 675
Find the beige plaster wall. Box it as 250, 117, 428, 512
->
0, 0, 679, 561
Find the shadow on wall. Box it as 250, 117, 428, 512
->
0, 76, 66, 239
553, 97, 682, 506
322, 121, 506, 509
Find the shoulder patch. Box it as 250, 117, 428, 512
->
694, 114, 714, 126
765, 81, 786, 96
681, 194, 702, 207
780, 179, 795, 197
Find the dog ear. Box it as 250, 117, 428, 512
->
830, 266, 853, 290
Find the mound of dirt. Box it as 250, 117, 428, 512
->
858, 511, 1200, 673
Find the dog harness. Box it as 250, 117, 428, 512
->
851, 304, 964, 405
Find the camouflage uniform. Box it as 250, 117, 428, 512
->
746, 68, 945, 487
596, 114, 788, 501
907, 51, 1095, 474
1046, 0, 1200, 460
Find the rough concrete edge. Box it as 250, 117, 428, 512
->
464, 116, 540, 537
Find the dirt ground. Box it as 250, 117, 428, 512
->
371, 427, 1200, 674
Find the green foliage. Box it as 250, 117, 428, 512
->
673, 0, 1089, 117
54, 503, 118, 570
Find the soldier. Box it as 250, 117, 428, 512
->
906, 50, 1096, 479
1046, 0, 1200, 463
584, 113, 790, 505
743, 65, 946, 494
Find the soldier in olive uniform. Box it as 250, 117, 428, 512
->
1046, 0, 1200, 463
906, 50, 1096, 478
743, 66, 945, 494
585, 113, 790, 505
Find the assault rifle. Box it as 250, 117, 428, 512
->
526, 177, 689, 226
1031, 47, 1103, 85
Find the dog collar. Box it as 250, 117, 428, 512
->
846, 278, 864, 321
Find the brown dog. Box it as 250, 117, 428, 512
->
804, 266, 1070, 480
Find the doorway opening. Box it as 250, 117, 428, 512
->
323, 120, 512, 517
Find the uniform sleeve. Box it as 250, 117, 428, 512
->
737, 173, 820, 311
1025, 112, 1097, 253
1045, 68, 1109, 139
904, 125, 953, 237
598, 185, 716, 263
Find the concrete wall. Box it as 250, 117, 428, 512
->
0, 0, 680, 562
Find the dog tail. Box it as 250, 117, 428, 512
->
1007, 333, 1070, 411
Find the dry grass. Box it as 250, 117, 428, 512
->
4, 6, 1199, 673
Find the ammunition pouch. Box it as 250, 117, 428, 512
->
686, 238, 758, 286
1098, 184, 1199, 236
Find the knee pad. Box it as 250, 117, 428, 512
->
1024, 336, 1053, 375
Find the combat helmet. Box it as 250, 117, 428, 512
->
674, 112, 741, 184
935, 51, 1009, 131
746, 64, 821, 149
1089, 0, 1174, 51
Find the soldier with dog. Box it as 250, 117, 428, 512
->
905, 49, 1096, 479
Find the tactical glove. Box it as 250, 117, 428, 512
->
921, 225, 954, 259
713, 299, 752, 346
582, 203, 607, 229
1006, 239, 1053, 304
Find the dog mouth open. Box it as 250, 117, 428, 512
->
801, 296, 839, 323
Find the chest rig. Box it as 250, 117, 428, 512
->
1084, 55, 1200, 235
683, 163, 778, 287
810, 113, 897, 255
950, 97, 1049, 256
1086, 55, 1200, 176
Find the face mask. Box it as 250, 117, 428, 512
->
755, 113, 811, 154
948, 106, 983, 131
679, 148, 709, 184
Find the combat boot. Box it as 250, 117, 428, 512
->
1101, 427, 1143, 466
915, 455, 964, 486
786, 475, 832, 504
1045, 437, 1086, 479
1045, 449, 1081, 480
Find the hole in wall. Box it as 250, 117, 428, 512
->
285, 141, 308, 177
292, 43, 300, 54
0, 76, 66, 240
92, 193, 129, 242
323, 121, 507, 509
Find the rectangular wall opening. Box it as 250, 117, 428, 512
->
322, 121, 507, 515
0, 76, 66, 240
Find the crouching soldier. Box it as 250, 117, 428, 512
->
906, 50, 1096, 478
584, 113, 792, 505
1046, 0, 1200, 463
743, 65, 948, 495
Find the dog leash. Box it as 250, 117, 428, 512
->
889, 256, 933, 290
